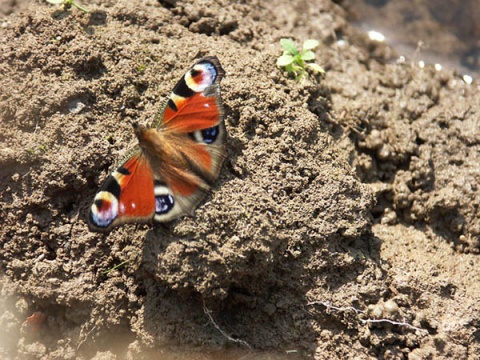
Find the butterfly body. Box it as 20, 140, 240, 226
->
88, 56, 226, 233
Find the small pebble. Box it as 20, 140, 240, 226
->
68, 99, 86, 114
368, 304, 384, 318
377, 144, 392, 160
15, 298, 29, 316
263, 303, 276, 316
383, 299, 399, 315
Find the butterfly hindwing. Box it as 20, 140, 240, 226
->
88, 154, 156, 232
88, 56, 226, 233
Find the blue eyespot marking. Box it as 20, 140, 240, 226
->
155, 194, 175, 214
201, 126, 219, 144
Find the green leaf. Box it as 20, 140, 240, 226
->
102, 259, 131, 275
285, 64, 294, 73
71, 0, 89, 12
277, 55, 294, 67
46, 0, 65, 4
303, 39, 319, 51
280, 38, 298, 55
307, 63, 325, 74
301, 50, 316, 61
291, 64, 304, 73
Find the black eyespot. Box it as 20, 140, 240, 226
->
190, 69, 201, 78
117, 166, 131, 175
201, 126, 219, 144
167, 98, 178, 112
173, 76, 196, 98
155, 194, 175, 214
94, 199, 104, 210
103, 177, 121, 199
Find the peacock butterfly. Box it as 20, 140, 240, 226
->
88, 56, 226, 233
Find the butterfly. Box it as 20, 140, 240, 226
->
88, 56, 226, 233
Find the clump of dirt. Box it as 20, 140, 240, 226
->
0, 0, 479, 359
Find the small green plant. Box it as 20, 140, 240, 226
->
102, 259, 130, 275
46, 0, 89, 13
37, 144, 48, 153
137, 63, 147, 74
27, 144, 49, 155
277, 38, 325, 81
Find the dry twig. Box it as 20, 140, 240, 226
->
203, 301, 252, 349
307, 300, 428, 333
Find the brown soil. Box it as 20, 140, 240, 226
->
0, 0, 479, 359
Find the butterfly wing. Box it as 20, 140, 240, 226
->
88, 56, 226, 233
152, 56, 226, 222
88, 153, 157, 232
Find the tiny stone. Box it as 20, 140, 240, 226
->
68, 99, 86, 114
369, 304, 384, 318
368, 129, 383, 149
25, 213, 33, 223
377, 144, 392, 160
320, 329, 332, 340
263, 303, 276, 316
381, 208, 397, 225
23, 342, 47, 357
383, 299, 399, 315
15, 298, 29, 316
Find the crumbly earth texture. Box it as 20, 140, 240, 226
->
0, 0, 479, 359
